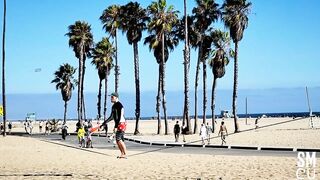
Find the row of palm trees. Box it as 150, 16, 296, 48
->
50, 0, 251, 135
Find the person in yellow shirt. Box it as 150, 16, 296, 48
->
77, 126, 85, 147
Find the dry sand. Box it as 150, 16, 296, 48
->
127, 117, 320, 148
0, 135, 303, 179
1, 117, 320, 179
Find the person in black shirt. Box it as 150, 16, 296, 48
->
173, 121, 180, 142
181, 125, 188, 142
8, 122, 12, 134
101, 92, 127, 159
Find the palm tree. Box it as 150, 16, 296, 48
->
192, 0, 220, 132
182, 0, 191, 134
221, 0, 251, 132
100, 5, 121, 94
91, 38, 114, 121
51, 64, 76, 125
209, 30, 233, 133
66, 21, 93, 122
2, 0, 6, 137
144, 32, 179, 134
200, 34, 215, 124
120, 2, 148, 135
91, 38, 115, 119
175, 15, 197, 134
146, 0, 179, 135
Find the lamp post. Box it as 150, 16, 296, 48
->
245, 97, 248, 125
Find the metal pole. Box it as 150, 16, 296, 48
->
305, 86, 313, 128
2, 0, 7, 137
245, 97, 248, 125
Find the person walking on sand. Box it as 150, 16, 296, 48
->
255, 117, 260, 129
0, 122, 3, 134
200, 124, 207, 145
8, 121, 12, 134
206, 122, 213, 144
45, 121, 50, 135
173, 121, 180, 142
61, 123, 68, 140
218, 121, 228, 145
101, 92, 127, 159
39, 121, 43, 133
181, 125, 188, 142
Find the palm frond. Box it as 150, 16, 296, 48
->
51, 63, 77, 100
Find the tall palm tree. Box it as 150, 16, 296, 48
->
66, 21, 93, 122
209, 30, 232, 133
192, 0, 220, 132
221, 0, 251, 132
144, 32, 179, 134
2, 0, 6, 137
120, 2, 148, 135
91, 38, 115, 119
94, 66, 106, 120
51, 64, 76, 125
91, 38, 114, 121
100, 5, 121, 94
146, 0, 179, 135
182, 0, 190, 134
175, 15, 197, 134
103, 63, 113, 122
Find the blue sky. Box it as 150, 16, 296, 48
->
1, 0, 320, 94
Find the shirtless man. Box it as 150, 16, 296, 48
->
218, 121, 228, 145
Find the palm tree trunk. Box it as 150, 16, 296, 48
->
183, 0, 191, 134
194, 45, 202, 134
133, 43, 141, 135
211, 77, 217, 133
104, 69, 109, 122
156, 65, 162, 134
202, 59, 207, 124
97, 79, 102, 119
103, 72, 109, 135
161, 34, 168, 135
2, 0, 7, 137
77, 63, 81, 121
233, 41, 239, 132
64, 100, 67, 125
161, 64, 168, 135
81, 57, 86, 120
115, 30, 119, 93
78, 52, 83, 122
82, 95, 86, 121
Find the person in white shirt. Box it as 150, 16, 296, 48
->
199, 124, 207, 145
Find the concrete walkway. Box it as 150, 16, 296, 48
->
10, 132, 320, 158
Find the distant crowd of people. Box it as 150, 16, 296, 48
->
173, 120, 228, 145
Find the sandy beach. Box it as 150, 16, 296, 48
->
0, 135, 301, 179
129, 117, 320, 148
1, 117, 319, 179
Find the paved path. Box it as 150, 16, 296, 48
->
17, 133, 319, 158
